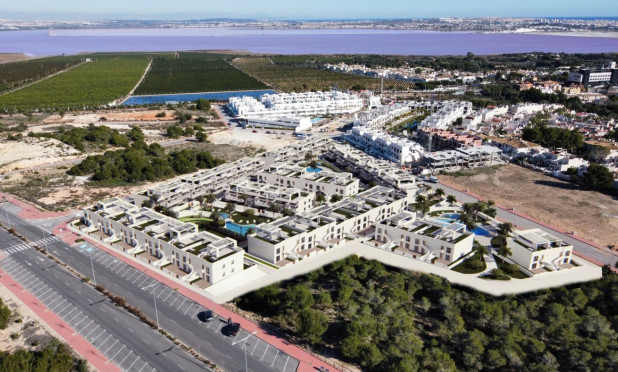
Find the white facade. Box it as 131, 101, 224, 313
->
224, 179, 316, 213
82, 198, 244, 286
347, 127, 425, 165
374, 211, 474, 264
417, 100, 473, 130
244, 117, 312, 131
248, 186, 414, 263
507, 229, 573, 271
257, 164, 359, 198
353, 103, 411, 129
228, 91, 364, 119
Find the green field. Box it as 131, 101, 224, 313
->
0, 56, 84, 93
134, 53, 267, 94
232, 57, 414, 92
0, 55, 150, 111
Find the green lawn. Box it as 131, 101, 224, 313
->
494, 256, 530, 279
451, 252, 486, 274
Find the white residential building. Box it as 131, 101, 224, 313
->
256, 164, 359, 198
347, 127, 425, 165
228, 91, 364, 119
247, 186, 414, 264
374, 211, 474, 264
506, 229, 573, 271
224, 179, 316, 213
421, 145, 503, 171
82, 198, 244, 286
416, 100, 473, 130
353, 103, 411, 129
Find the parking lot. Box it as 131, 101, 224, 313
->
0, 255, 156, 372
73, 242, 300, 372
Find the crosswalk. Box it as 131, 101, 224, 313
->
0, 202, 22, 215
2, 236, 58, 255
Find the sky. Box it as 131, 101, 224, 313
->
2, 0, 618, 20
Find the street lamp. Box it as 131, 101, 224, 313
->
88, 250, 97, 286
39, 226, 49, 254
142, 282, 160, 330
1, 176, 11, 229
232, 331, 257, 372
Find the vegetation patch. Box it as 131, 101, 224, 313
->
0, 55, 83, 93
135, 54, 267, 94
236, 256, 618, 371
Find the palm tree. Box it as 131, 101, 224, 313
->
446, 195, 457, 205
195, 195, 205, 209
223, 202, 235, 217
434, 188, 445, 200
315, 193, 326, 205
473, 241, 488, 259
204, 193, 216, 208
308, 159, 319, 171
487, 199, 495, 207
498, 243, 512, 258
497, 222, 514, 237
268, 203, 280, 217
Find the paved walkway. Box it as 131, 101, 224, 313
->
0, 192, 76, 220
0, 262, 119, 372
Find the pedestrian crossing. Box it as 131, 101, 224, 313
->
0, 203, 21, 215
2, 236, 58, 255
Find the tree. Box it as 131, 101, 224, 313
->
166, 125, 184, 139
127, 126, 144, 142
308, 159, 319, 170
497, 222, 514, 237
434, 188, 445, 200
0, 299, 10, 330
196, 98, 211, 111
315, 193, 326, 205
204, 193, 216, 208
446, 195, 457, 205
330, 194, 342, 203
498, 244, 512, 258
268, 203, 280, 217
582, 163, 615, 192
473, 241, 488, 259
296, 309, 328, 344
304, 151, 315, 161
195, 131, 207, 142
223, 202, 235, 216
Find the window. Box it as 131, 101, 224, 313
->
406, 236, 410, 242
415, 239, 419, 244
531, 263, 537, 269
276, 248, 281, 254
232, 268, 235, 273
206, 268, 210, 274
232, 260, 234, 264
446, 247, 452, 254
445, 254, 451, 261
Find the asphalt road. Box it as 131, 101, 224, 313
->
0, 228, 211, 372
434, 180, 618, 265
0, 205, 297, 372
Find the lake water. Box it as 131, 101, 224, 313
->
122, 90, 276, 105
1, 28, 617, 56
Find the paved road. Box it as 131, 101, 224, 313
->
0, 228, 210, 372
0, 204, 298, 372
434, 181, 618, 266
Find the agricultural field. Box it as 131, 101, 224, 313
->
134, 54, 267, 94
0, 55, 150, 111
231, 57, 413, 92
0, 55, 83, 92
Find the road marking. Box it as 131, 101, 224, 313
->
261, 344, 270, 361
77, 319, 94, 333
75, 290, 81, 295
104, 339, 118, 354
56, 304, 72, 316
100, 308, 106, 313
169, 293, 181, 306
61, 308, 77, 320
72, 315, 88, 329
251, 339, 260, 354
66, 311, 83, 324
37, 288, 52, 298
84, 325, 100, 339
163, 290, 174, 301
53, 274, 59, 279
117, 351, 133, 367
282, 355, 290, 372
142, 338, 150, 344
176, 298, 187, 310
215, 322, 223, 333
136, 277, 150, 287
125, 271, 139, 281
91, 330, 106, 344
98, 334, 113, 348
131, 274, 144, 283
128, 328, 134, 333
177, 364, 185, 370
110, 345, 126, 362
45, 297, 62, 308
126, 357, 140, 371
183, 303, 195, 315
49, 300, 67, 312
271, 350, 280, 367
114, 317, 120, 323
137, 362, 148, 372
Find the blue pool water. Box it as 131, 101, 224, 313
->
306, 167, 323, 173
441, 213, 461, 220
471, 227, 490, 236
219, 213, 229, 219
310, 117, 324, 123
434, 218, 453, 224
122, 90, 277, 105
225, 221, 256, 235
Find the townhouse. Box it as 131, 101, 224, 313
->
224, 179, 316, 213
505, 229, 573, 271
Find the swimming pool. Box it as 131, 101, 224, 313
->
310, 117, 324, 123
441, 213, 461, 220
225, 221, 256, 235
306, 167, 323, 173
219, 213, 229, 219
471, 227, 490, 236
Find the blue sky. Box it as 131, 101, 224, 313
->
3, 0, 618, 20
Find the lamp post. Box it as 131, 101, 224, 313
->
142, 282, 160, 330
88, 250, 97, 286
232, 331, 257, 372
39, 226, 49, 254
1, 176, 10, 229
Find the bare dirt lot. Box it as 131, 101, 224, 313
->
0, 53, 29, 63
0, 137, 81, 173
441, 164, 618, 248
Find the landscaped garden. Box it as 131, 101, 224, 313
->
451, 252, 486, 274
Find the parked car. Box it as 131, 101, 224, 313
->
252, 130, 258, 133
228, 322, 240, 336
265, 130, 271, 134
198, 310, 214, 322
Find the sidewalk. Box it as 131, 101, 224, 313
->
60, 221, 339, 372
0, 192, 75, 220
0, 263, 119, 372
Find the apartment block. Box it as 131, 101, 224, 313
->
256, 164, 359, 198
224, 179, 316, 213
421, 145, 502, 171
506, 229, 573, 272
247, 186, 414, 264
82, 198, 244, 286
374, 211, 474, 264
347, 127, 425, 165
352, 103, 411, 129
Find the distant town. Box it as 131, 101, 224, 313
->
1, 16, 617, 34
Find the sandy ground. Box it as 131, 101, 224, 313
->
0, 137, 81, 173
0, 53, 29, 63
209, 125, 297, 151
41, 109, 177, 127
441, 164, 618, 248
0, 285, 61, 354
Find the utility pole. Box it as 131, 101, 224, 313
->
142, 282, 160, 330
232, 331, 257, 372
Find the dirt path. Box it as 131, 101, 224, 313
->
441, 164, 618, 248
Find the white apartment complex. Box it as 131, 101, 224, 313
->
228, 91, 364, 119
224, 179, 316, 213
256, 164, 359, 198
347, 127, 425, 165
506, 229, 573, 271
247, 186, 414, 264
421, 145, 503, 171
374, 211, 474, 264
352, 103, 411, 129
82, 198, 244, 286
415, 100, 473, 130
